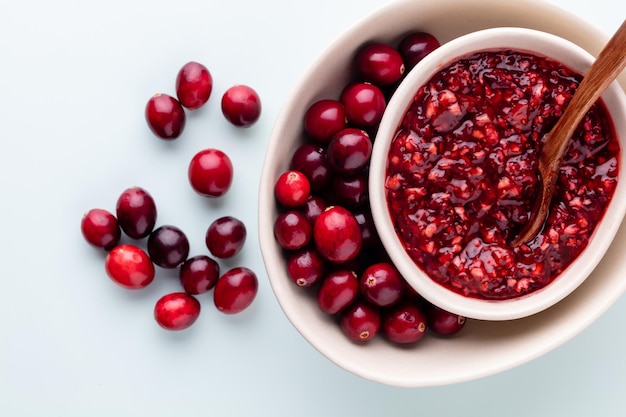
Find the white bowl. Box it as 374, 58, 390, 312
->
369, 26, 626, 321
259, 0, 626, 387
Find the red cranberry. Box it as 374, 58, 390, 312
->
317, 270, 359, 315
188, 148, 233, 197
354, 42, 405, 86
340, 82, 386, 128
214, 267, 258, 314
179, 255, 220, 294
426, 304, 466, 335
360, 262, 404, 307
397, 31, 440, 70
339, 301, 380, 343
313, 206, 362, 263
105, 244, 155, 289
115, 186, 157, 239
286, 247, 327, 287
289, 143, 332, 192
81, 208, 121, 250
382, 302, 427, 344
154, 292, 201, 331
326, 128, 372, 175
274, 170, 311, 208
302, 195, 328, 223
330, 173, 369, 209
145, 93, 186, 139
303, 99, 347, 142
352, 208, 379, 249
147, 225, 190, 269
176, 61, 213, 110
205, 216, 247, 259
221, 85, 261, 127
273, 210, 312, 250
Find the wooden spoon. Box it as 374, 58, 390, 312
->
512, 20, 626, 247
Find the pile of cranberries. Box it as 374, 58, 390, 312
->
81, 61, 261, 331
272, 32, 467, 345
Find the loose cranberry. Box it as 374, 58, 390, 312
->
352, 208, 379, 249
289, 143, 332, 192
354, 42, 405, 86
147, 225, 190, 269
188, 148, 233, 198
360, 262, 404, 307
397, 31, 440, 70
214, 267, 258, 314
105, 244, 155, 289
115, 186, 157, 239
340, 82, 386, 128
205, 216, 247, 259
274, 170, 311, 208
176, 61, 213, 110
154, 292, 201, 331
179, 255, 220, 294
221, 85, 261, 127
302, 195, 328, 223
317, 270, 359, 315
286, 247, 326, 287
303, 99, 347, 143
81, 208, 121, 250
339, 301, 380, 343
145, 93, 186, 139
273, 210, 312, 250
382, 302, 427, 344
326, 128, 372, 175
313, 206, 362, 263
426, 304, 466, 335
330, 173, 369, 209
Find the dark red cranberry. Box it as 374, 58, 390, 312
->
188, 148, 233, 197
145, 93, 186, 139
360, 262, 404, 307
339, 301, 380, 343
176, 61, 213, 110
286, 247, 326, 287
302, 195, 328, 223
317, 270, 359, 315
154, 292, 201, 331
81, 208, 121, 250
115, 186, 157, 239
313, 206, 362, 263
273, 210, 312, 250
179, 255, 220, 294
382, 302, 427, 344
205, 216, 247, 259
105, 244, 155, 289
331, 173, 369, 209
426, 304, 466, 335
147, 225, 190, 269
397, 32, 440, 70
214, 267, 258, 314
274, 170, 311, 208
326, 128, 372, 174
354, 42, 405, 86
352, 208, 379, 249
221, 85, 261, 127
340, 82, 386, 128
289, 143, 332, 192
303, 99, 347, 143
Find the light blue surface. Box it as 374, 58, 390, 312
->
0, 0, 623, 416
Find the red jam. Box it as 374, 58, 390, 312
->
386, 50, 620, 300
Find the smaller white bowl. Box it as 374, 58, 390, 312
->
370, 27, 626, 321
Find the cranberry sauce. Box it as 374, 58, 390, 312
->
386, 50, 620, 300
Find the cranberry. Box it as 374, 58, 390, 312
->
274, 170, 311, 208
352, 208, 379, 249
326, 128, 372, 175
360, 262, 404, 307
354, 42, 405, 86
273, 210, 312, 250
340, 82, 386, 128
188, 148, 233, 198
221, 85, 261, 127
145, 93, 186, 139
105, 244, 155, 289
81, 208, 121, 250
289, 143, 332, 192
115, 186, 157, 239
154, 292, 201, 331
397, 31, 440, 70
214, 267, 258, 314
317, 270, 359, 315
302, 195, 327, 223
147, 225, 190, 269
339, 301, 380, 343
330, 173, 369, 209
179, 255, 220, 294
176, 61, 213, 110
286, 247, 326, 287
382, 302, 427, 344
426, 304, 466, 335
313, 206, 362, 263
205, 216, 247, 259
303, 99, 347, 143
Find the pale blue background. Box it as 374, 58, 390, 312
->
0, 0, 624, 416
